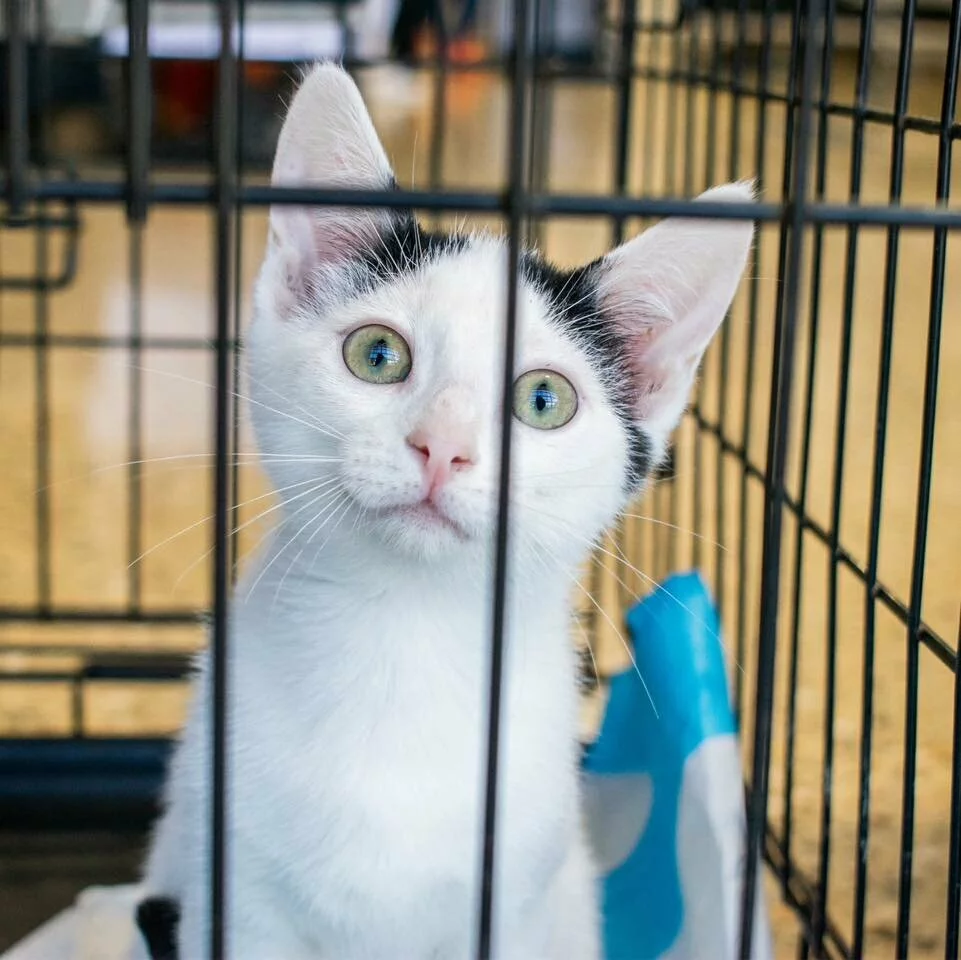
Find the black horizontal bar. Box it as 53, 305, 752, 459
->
4, 177, 961, 228
0, 333, 241, 350
0, 670, 184, 683
0, 606, 204, 623
0, 643, 198, 659
0, 653, 195, 685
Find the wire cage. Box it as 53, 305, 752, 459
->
0, 0, 959, 955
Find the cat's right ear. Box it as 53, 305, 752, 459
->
269, 63, 396, 287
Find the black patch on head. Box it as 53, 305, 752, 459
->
348, 182, 470, 292
520, 250, 653, 492
357, 213, 470, 289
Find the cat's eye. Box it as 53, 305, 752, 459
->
512, 370, 578, 430
343, 324, 412, 384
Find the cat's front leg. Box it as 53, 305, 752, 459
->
502, 831, 601, 960
175, 870, 321, 960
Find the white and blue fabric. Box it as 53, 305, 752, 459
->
582, 572, 774, 960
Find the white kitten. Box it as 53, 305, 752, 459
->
140, 63, 754, 960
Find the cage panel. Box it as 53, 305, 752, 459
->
0, 0, 959, 956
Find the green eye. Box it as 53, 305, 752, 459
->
343, 324, 412, 384
512, 370, 578, 430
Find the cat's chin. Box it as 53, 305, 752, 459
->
368, 500, 476, 561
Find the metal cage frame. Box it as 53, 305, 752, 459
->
1, 0, 960, 956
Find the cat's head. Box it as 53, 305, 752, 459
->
247, 63, 754, 570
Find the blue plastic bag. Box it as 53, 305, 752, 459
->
582, 572, 773, 960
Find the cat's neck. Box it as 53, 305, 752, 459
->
229, 517, 581, 735
235, 519, 576, 658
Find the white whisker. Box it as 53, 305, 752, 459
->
38, 452, 343, 492
168, 477, 343, 592
520, 500, 743, 677
128, 363, 345, 444
243, 484, 347, 602
527, 534, 658, 719
129, 475, 337, 569
619, 511, 727, 551
271, 492, 353, 611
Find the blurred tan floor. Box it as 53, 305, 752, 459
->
1, 25, 960, 960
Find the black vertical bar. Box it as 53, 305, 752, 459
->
640, 0, 659, 201
638, 0, 665, 584
477, 0, 531, 950
781, 0, 834, 894
712, 0, 736, 619
34, 76, 51, 613
126, 0, 149, 612
733, 0, 774, 721
678, 13, 700, 598
126, 0, 149, 226
611, 0, 635, 246
230, 0, 246, 577
854, 0, 917, 950
661, 14, 681, 580
428, 0, 450, 230
664, 18, 680, 198
728, 0, 748, 184
33, 0, 48, 167
945, 615, 961, 957
691, 0, 721, 578
665, 8, 689, 578
525, 0, 550, 249
610, 0, 635, 613
682, 11, 698, 199
127, 227, 144, 605
211, 0, 237, 956
5, 0, 27, 218
702, 0, 719, 194
739, 0, 821, 953
811, 0, 874, 955
896, 0, 960, 949
677, 9, 701, 576
813, 0, 873, 951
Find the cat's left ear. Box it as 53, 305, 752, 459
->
268, 62, 396, 285
596, 181, 756, 437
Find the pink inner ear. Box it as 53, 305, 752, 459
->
269, 199, 387, 289
603, 284, 717, 430
312, 213, 382, 264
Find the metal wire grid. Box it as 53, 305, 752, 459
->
0, 0, 960, 956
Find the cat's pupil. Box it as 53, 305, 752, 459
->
532, 385, 556, 413
368, 339, 394, 368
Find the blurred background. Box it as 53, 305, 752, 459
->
0, 0, 959, 956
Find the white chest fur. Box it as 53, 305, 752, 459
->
145, 543, 589, 958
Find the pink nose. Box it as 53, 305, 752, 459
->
407, 430, 476, 495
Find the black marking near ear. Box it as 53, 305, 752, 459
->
136, 896, 180, 960
624, 423, 655, 492
341, 179, 471, 291
520, 251, 653, 492
357, 213, 471, 290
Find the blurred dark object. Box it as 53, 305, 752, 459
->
136, 896, 181, 960
102, 56, 294, 166
0, 831, 144, 953
0, 738, 172, 831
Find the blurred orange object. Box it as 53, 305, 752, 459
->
448, 36, 486, 65
153, 60, 215, 139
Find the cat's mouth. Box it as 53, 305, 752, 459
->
375, 499, 469, 540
